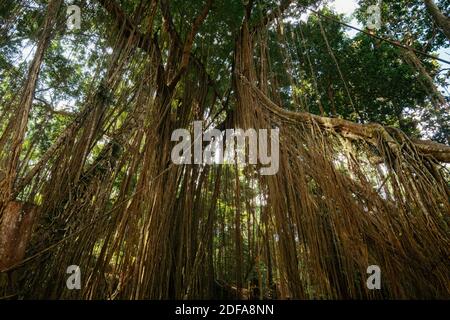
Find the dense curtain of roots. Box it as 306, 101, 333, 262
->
0, 1, 449, 299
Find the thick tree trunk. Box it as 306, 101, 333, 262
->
0, 201, 37, 271
239, 72, 450, 162
424, 0, 450, 40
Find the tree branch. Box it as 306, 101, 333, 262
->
424, 0, 450, 41
35, 98, 75, 117
97, 0, 153, 52
165, 0, 214, 89
99, 0, 220, 96
239, 73, 450, 163
250, 0, 294, 35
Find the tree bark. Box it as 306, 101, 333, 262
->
240, 73, 450, 163
0, 201, 37, 271
0, 0, 62, 219
424, 0, 450, 41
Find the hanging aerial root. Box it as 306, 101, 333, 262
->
232, 24, 449, 297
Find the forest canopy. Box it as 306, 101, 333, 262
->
0, 0, 449, 300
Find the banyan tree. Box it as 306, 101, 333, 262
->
0, 0, 449, 299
